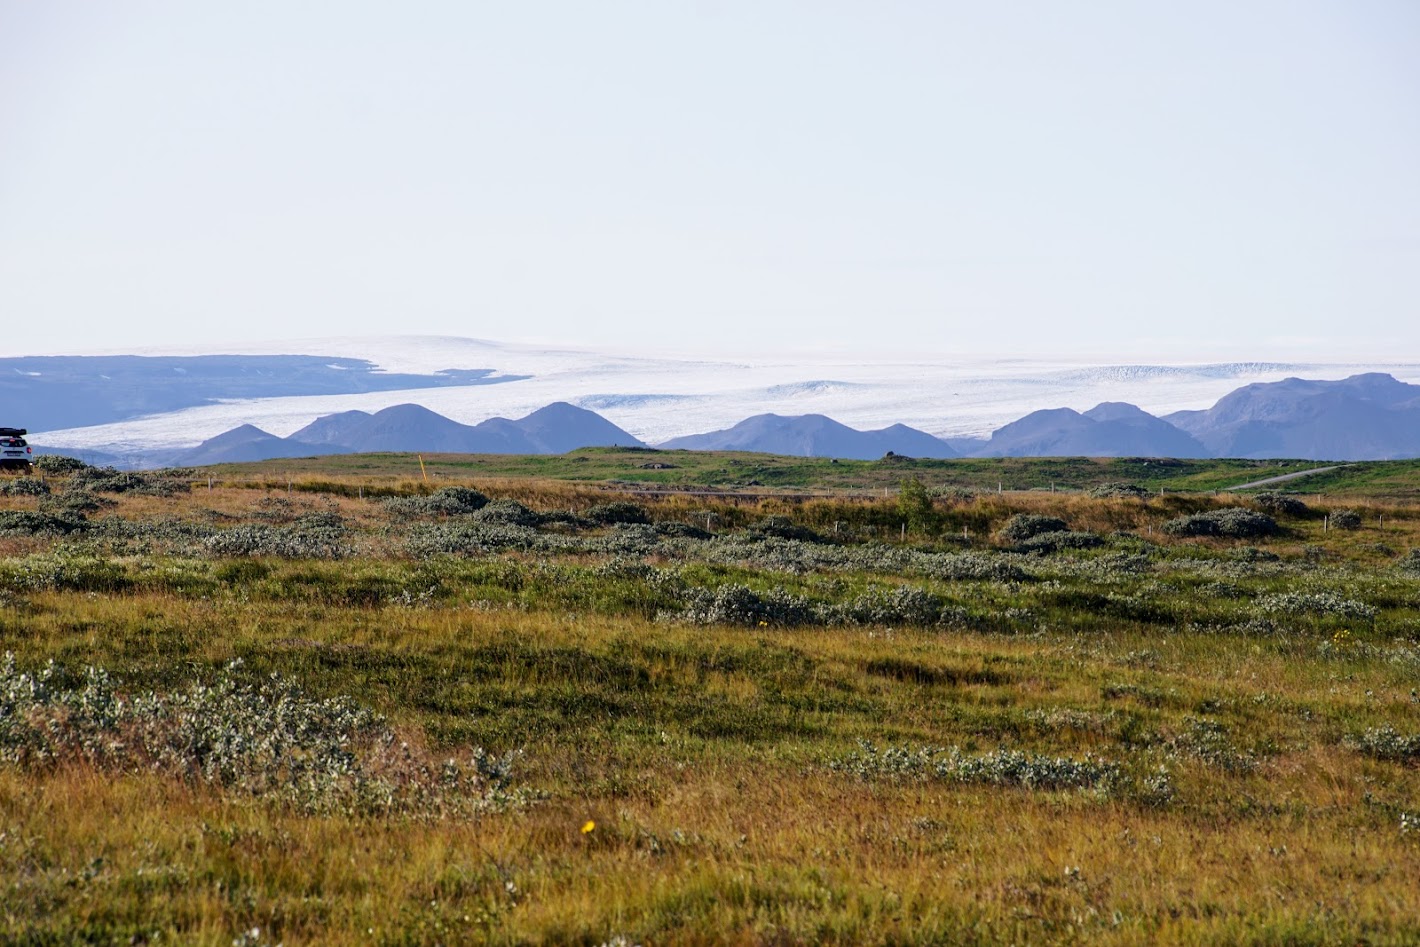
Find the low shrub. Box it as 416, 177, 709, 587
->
0, 510, 86, 535
748, 516, 825, 543
997, 514, 1069, 544
1016, 530, 1104, 554
1089, 483, 1148, 499
676, 583, 815, 627
1, 551, 130, 593
1255, 591, 1378, 621
0, 477, 49, 497
585, 502, 651, 526
206, 517, 352, 559
823, 585, 944, 627
68, 467, 189, 497
1252, 492, 1308, 517
1329, 509, 1363, 530
655, 521, 711, 540
1349, 726, 1420, 764
382, 486, 489, 517
30, 454, 91, 474
831, 740, 1119, 791
1162, 509, 1277, 539
0, 655, 534, 816
922, 553, 1030, 582
470, 499, 542, 527
40, 490, 111, 516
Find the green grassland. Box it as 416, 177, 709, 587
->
196, 448, 1420, 498
3, 458, 1420, 944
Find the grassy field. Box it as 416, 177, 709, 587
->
191, 448, 1420, 499
2, 457, 1420, 944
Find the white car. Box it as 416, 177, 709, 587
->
0, 428, 32, 472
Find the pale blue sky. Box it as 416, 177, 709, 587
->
1, 1, 1416, 358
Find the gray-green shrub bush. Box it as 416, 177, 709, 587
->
998, 514, 1069, 544
1252, 492, 1308, 517
1088, 483, 1148, 499
0, 655, 532, 816
1162, 509, 1277, 539
382, 486, 489, 517
831, 740, 1119, 791
1330, 509, 1362, 530
585, 502, 650, 525
0, 477, 48, 497
0, 510, 86, 535
30, 455, 90, 474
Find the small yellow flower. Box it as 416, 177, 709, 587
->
581, 820, 596, 834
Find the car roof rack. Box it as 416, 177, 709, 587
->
0, 428, 27, 437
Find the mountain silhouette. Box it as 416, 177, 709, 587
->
1165, 373, 1420, 459
179, 402, 644, 464
179, 424, 347, 465
973, 402, 1207, 457
658, 414, 957, 459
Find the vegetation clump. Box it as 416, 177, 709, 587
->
996, 514, 1070, 544
1256, 591, 1378, 621
206, 514, 352, 559
676, 583, 815, 627
585, 501, 651, 525
1349, 726, 1420, 763
0, 510, 87, 535
382, 486, 489, 517
1088, 482, 1149, 499
831, 740, 1120, 792
1252, 491, 1309, 516
748, 516, 826, 543
1162, 508, 1278, 539
470, 499, 543, 527
1329, 509, 1363, 530
0, 477, 49, 497
1015, 530, 1103, 554
30, 454, 91, 474
39, 490, 110, 516
68, 466, 189, 497
0, 655, 531, 816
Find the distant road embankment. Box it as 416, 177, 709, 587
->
1223, 465, 1348, 491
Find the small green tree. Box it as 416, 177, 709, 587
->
898, 477, 937, 536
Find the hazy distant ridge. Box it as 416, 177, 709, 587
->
162, 373, 1420, 467
659, 414, 958, 459
176, 402, 643, 465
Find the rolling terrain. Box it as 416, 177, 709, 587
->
20, 336, 1420, 463
1, 456, 1418, 943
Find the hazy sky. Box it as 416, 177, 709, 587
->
2, 1, 1417, 359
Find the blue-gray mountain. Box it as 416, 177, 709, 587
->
61, 372, 1420, 466
0, 354, 522, 433
974, 402, 1208, 458
175, 402, 644, 465
1165, 373, 1420, 460
658, 414, 959, 459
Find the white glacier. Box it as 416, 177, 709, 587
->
30, 336, 1420, 458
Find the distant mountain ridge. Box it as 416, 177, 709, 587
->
659, 414, 958, 459
101, 373, 1420, 466
977, 402, 1207, 458
1165, 373, 1420, 459
176, 402, 644, 465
